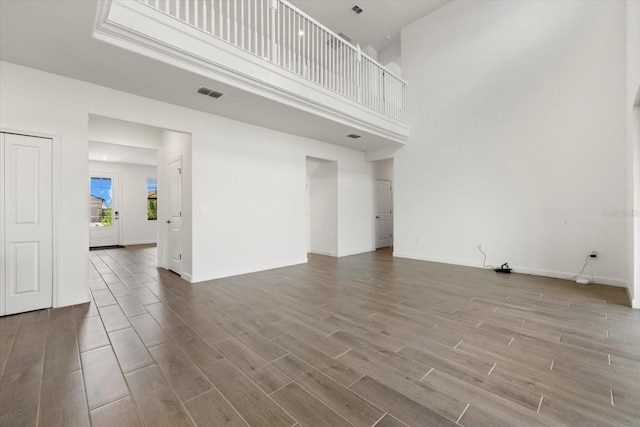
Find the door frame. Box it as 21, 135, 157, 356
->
0, 128, 59, 315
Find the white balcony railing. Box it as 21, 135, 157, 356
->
137, 0, 407, 122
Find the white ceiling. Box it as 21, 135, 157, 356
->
289, 0, 450, 51
89, 141, 158, 166
0, 1, 447, 150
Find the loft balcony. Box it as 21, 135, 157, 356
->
95, 0, 409, 149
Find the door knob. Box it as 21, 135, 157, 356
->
166, 220, 171, 224
376, 216, 380, 219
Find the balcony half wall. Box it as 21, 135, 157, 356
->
94, 0, 409, 151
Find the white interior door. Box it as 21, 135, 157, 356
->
167, 157, 182, 275
375, 179, 392, 248
1, 133, 53, 316
89, 172, 119, 247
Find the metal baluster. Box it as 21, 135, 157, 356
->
196, 0, 200, 27
253, 0, 257, 55
286, 7, 290, 70
272, 0, 277, 63
233, 0, 237, 45
260, 0, 265, 58
322, 30, 326, 88
247, 0, 251, 53
202, 0, 207, 31
312, 23, 316, 83
227, 0, 231, 42
213, 0, 217, 37
240, 0, 244, 49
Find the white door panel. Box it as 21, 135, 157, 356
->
168, 157, 182, 275
2, 133, 53, 315
375, 180, 392, 249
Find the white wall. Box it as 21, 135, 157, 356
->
307, 159, 338, 256
396, 1, 628, 286
378, 43, 403, 78
191, 120, 374, 281
0, 60, 375, 306
374, 158, 393, 181
630, 107, 640, 306
89, 160, 158, 245
335, 153, 375, 257
362, 46, 379, 61
157, 130, 192, 279
627, 0, 640, 307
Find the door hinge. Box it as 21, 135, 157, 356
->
178, 168, 182, 174
179, 254, 182, 260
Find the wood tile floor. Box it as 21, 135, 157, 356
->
1, 245, 639, 426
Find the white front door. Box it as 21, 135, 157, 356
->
89, 172, 120, 247
1, 133, 53, 316
167, 157, 182, 275
375, 179, 392, 248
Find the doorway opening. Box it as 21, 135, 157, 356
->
87, 116, 191, 279
88, 122, 159, 249
374, 158, 394, 249
306, 157, 338, 256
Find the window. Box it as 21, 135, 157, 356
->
147, 178, 157, 220
90, 177, 112, 227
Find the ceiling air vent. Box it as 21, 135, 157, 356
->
347, 134, 361, 139
352, 5, 363, 14
196, 86, 224, 99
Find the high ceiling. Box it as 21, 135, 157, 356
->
0, 0, 448, 150
289, 0, 450, 52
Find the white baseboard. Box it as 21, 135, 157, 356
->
513, 266, 626, 288
309, 249, 338, 257
392, 251, 627, 288
338, 247, 376, 257
121, 240, 157, 246
189, 257, 308, 283
54, 294, 92, 308
182, 272, 193, 283
628, 287, 639, 309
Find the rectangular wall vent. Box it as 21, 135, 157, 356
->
196, 86, 224, 99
